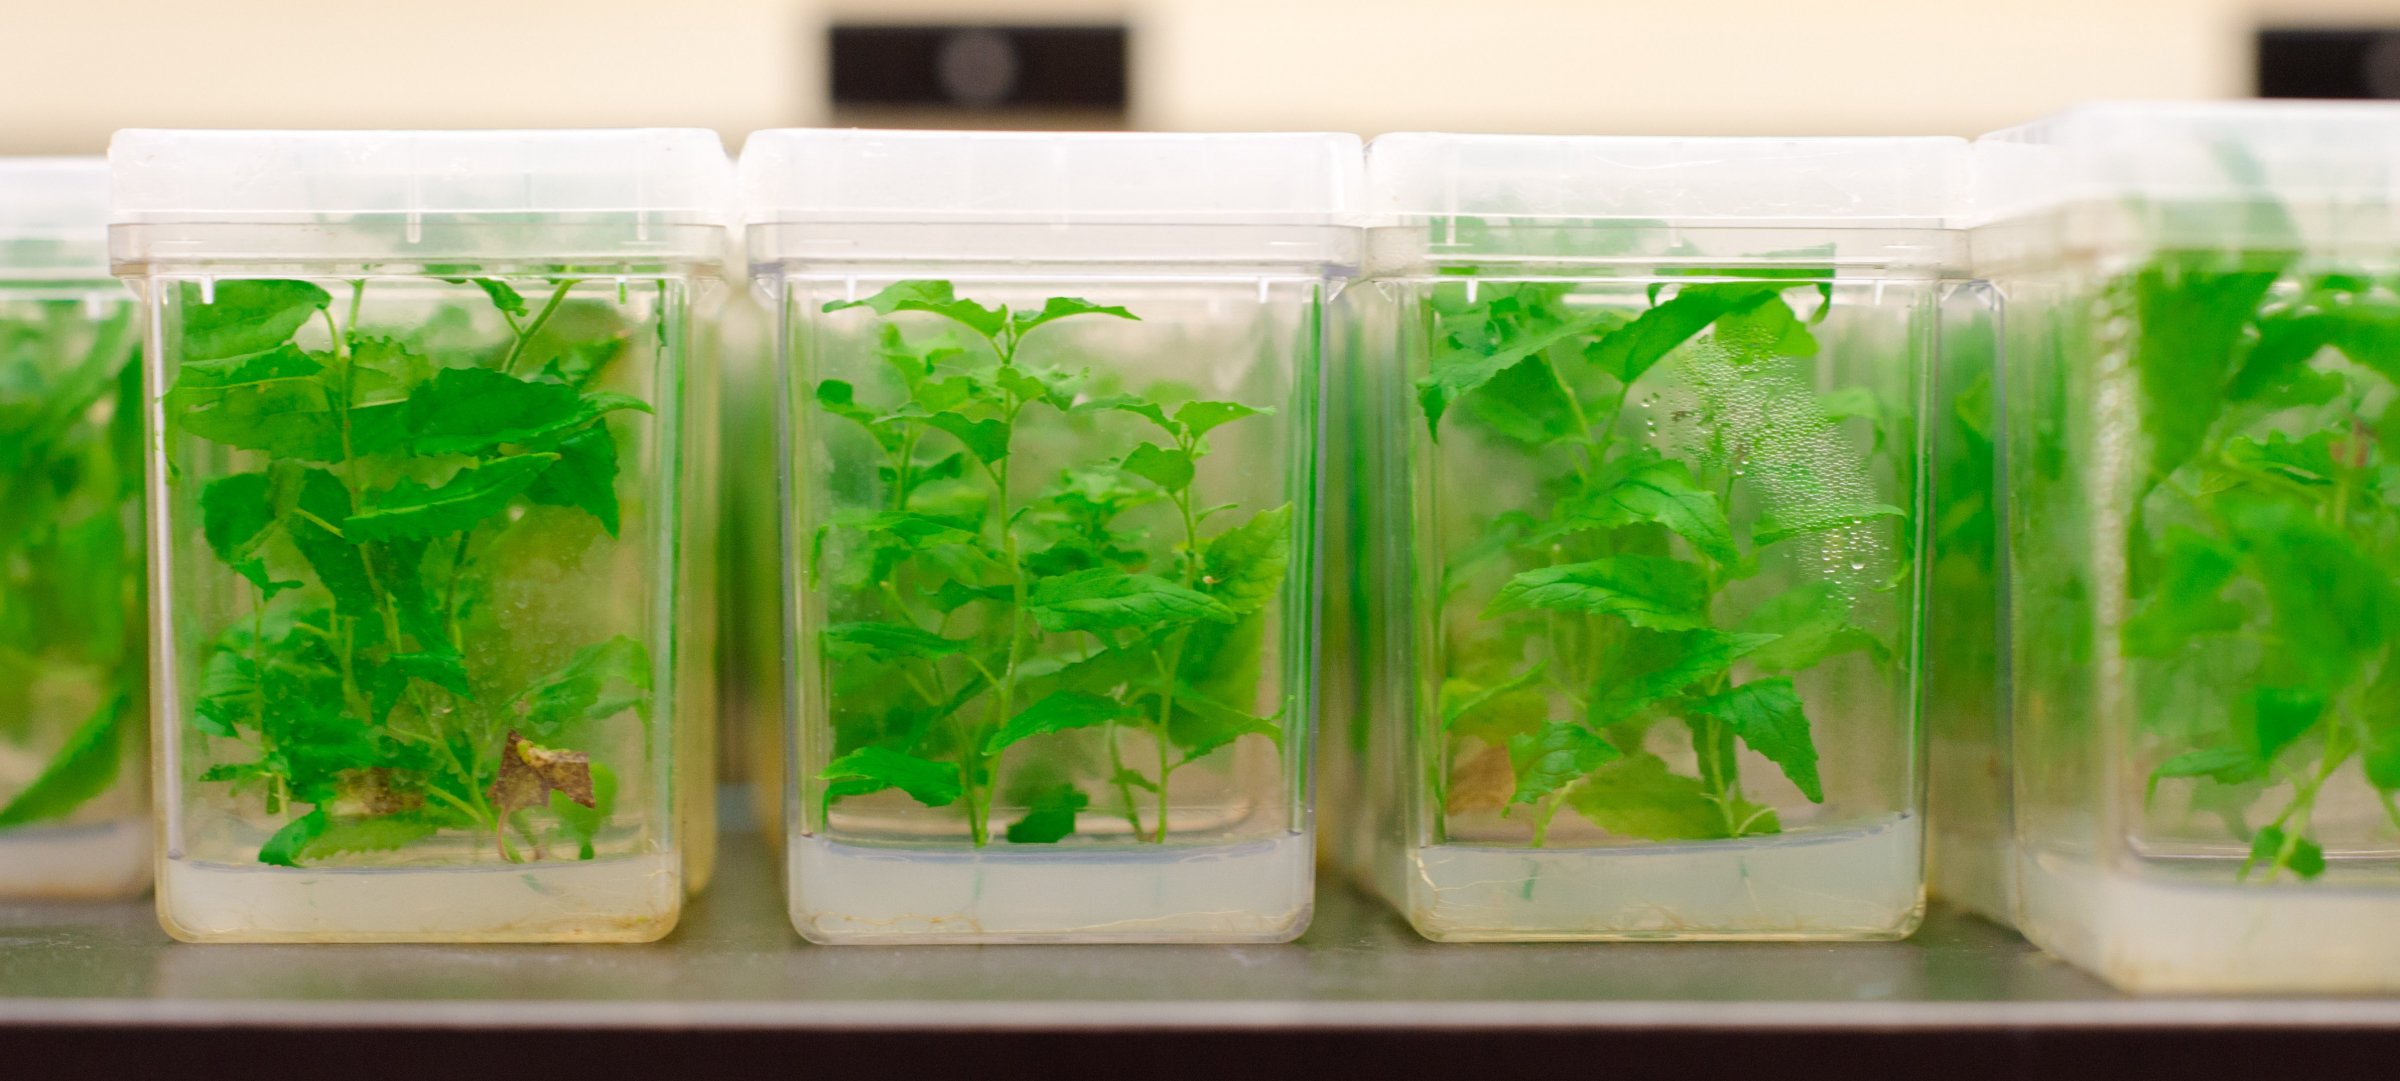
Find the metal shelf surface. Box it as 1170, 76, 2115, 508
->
6, 832, 2400, 1079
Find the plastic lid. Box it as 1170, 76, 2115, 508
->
1974, 101, 2400, 224
738, 129, 1364, 226
1367, 133, 1970, 227
0, 157, 110, 278
112, 129, 733, 222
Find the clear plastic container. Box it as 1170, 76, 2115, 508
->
1980, 102, 2400, 991
1925, 278, 2013, 926
744, 129, 1360, 943
111, 129, 730, 942
0, 158, 150, 900
1346, 134, 1965, 941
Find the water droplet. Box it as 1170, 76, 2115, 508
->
1849, 561, 1867, 571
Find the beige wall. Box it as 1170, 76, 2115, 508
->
0, 0, 824, 154
1136, 0, 2251, 136
4, 0, 2400, 153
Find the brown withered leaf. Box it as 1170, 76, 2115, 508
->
487, 730, 597, 818
337, 768, 424, 816
1446, 742, 1516, 815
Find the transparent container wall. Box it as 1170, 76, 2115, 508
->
1381, 259, 1931, 941
0, 284, 150, 900
145, 272, 688, 942
718, 291, 786, 854
1925, 280, 2011, 925
678, 284, 721, 895
780, 272, 1321, 943
2005, 217, 2400, 991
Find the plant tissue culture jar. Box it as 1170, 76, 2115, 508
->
1352, 134, 1966, 941
744, 129, 1361, 943
1983, 103, 2400, 992
0, 159, 149, 901
110, 129, 730, 942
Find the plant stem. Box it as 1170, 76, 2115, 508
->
502, 279, 578, 375
1105, 721, 1145, 837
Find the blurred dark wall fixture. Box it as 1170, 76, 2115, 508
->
829, 24, 1128, 129
2258, 28, 2400, 98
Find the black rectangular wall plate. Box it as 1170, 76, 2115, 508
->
830, 24, 1129, 112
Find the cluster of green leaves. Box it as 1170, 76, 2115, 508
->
173, 277, 651, 866
810, 280, 1288, 846
0, 298, 141, 829
2121, 253, 2400, 882
1421, 275, 1902, 847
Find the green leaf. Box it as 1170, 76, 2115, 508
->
819, 746, 963, 808
1418, 311, 1607, 438
1457, 355, 1585, 446
1173, 400, 1267, 438
2249, 824, 2327, 880
1120, 441, 1195, 490
514, 636, 653, 738
1011, 296, 1139, 339
350, 336, 435, 391
825, 280, 1007, 341
1200, 504, 1291, 615
469, 278, 529, 318
257, 806, 331, 867
1736, 583, 1882, 673
1567, 754, 1728, 840
815, 379, 882, 430
1753, 502, 1906, 547
1166, 687, 1281, 760
289, 468, 378, 619
2132, 261, 2284, 474
983, 691, 1134, 755
524, 425, 623, 535
1505, 723, 1621, 806
1586, 282, 1793, 384
1027, 568, 1236, 633
0, 694, 126, 828
300, 815, 440, 860
2249, 687, 2324, 764
2150, 747, 2265, 793
1004, 781, 1090, 844
201, 470, 294, 594
2122, 527, 2247, 658
1442, 661, 1550, 742
169, 345, 351, 460
927, 410, 1011, 464
823, 620, 965, 661
1078, 394, 1178, 434
994, 365, 1084, 410
369, 649, 472, 724
404, 367, 588, 456
1485, 556, 1710, 630
1711, 292, 1819, 362
1690, 677, 1822, 802
1588, 629, 1780, 724
2221, 494, 2392, 689
178, 280, 331, 361
1552, 451, 1738, 564
342, 454, 557, 544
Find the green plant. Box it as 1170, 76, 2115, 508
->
170, 277, 654, 866
0, 298, 140, 829
1421, 275, 1903, 847
2120, 250, 2400, 883
809, 280, 1289, 846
